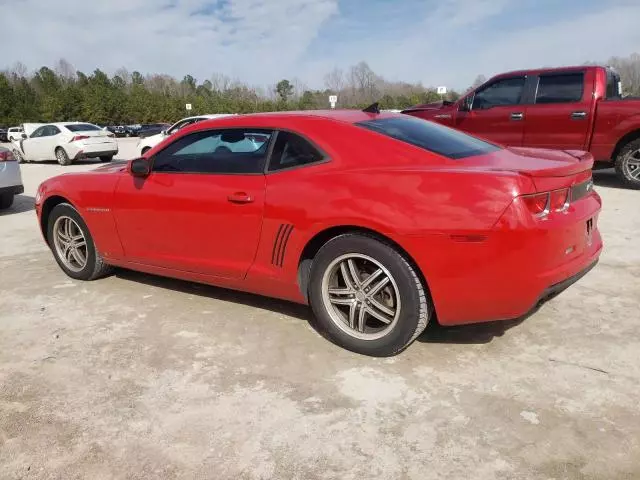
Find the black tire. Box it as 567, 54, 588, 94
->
12, 149, 24, 163
308, 234, 430, 357
55, 147, 72, 166
99, 155, 113, 163
0, 193, 14, 209
614, 137, 640, 189
47, 203, 113, 281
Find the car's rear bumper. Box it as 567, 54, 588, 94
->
397, 191, 603, 326
0, 184, 24, 196
68, 142, 118, 159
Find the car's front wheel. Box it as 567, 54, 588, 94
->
308, 234, 430, 356
47, 203, 113, 280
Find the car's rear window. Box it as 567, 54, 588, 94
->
357, 116, 500, 159
65, 123, 101, 132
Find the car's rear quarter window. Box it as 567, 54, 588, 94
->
357, 116, 500, 159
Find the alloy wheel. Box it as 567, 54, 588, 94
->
623, 148, 640, 181
321, 253, 401, 340
52, 216, 88, 272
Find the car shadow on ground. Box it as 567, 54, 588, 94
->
114, 268, 530, 346
114, 269, 313, 322
592, 169, 633, 190
0, 194, 35, 216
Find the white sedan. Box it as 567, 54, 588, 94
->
137, 114, 234, 156
12, 122, 118, 166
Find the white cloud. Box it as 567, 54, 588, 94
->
3, 0, 338, 85
2, 0, 640, 91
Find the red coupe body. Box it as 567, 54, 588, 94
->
36, 110, 602, 326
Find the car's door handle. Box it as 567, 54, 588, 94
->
227, 192, 254, 204
571, 111, 587, 119
510, 112, 524, 121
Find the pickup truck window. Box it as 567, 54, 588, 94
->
472, 76, 525, 109
535, 73, 584, 104
606, 69, 622, 99
357, 116, 500, 160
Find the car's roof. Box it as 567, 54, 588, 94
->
496, 65, 605, 78
195, 109, 399, 128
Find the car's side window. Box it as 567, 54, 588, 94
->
268, 131, 325, 172
30, 127, 46, 138
535, 73, 584, 104
152, 128, 273, 174
46, 126, 61, 136
472, 76, 526, 109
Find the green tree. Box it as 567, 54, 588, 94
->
276, 79, 294, 102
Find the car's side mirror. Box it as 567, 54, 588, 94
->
129, 157, 151, 177
460, 94, 474, 112
21, 133, 27, 139
161, 130, 167, 136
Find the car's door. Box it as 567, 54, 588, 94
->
22, 126, 49, 160
454, 76, 527, 146
42, 125, 63, 158
522, 70, 594, 150
113, 128, 273, 279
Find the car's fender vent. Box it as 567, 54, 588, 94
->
272, 224, 294, 267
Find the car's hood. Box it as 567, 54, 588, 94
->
142, 133, 163, 144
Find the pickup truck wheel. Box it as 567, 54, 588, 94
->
614, 138, 640, 189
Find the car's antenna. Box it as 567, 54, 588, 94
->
362, 102, 380, 114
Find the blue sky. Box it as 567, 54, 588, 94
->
3, 0, 640, 91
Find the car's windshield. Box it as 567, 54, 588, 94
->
65, 123, 101, 132
357, 116, 501, 159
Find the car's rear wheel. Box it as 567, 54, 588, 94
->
614, 138, 640, 189
47, 203, 113, 280
55, 147, 71, 166
99, 155, 113, 163
0, 193, 14, 209
308, 234, 430, 356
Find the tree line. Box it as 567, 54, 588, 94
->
1, 53, 639, 127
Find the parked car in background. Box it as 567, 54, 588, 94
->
0, 128, 8, 142
7, 127, 24, 142
403, 65, 640, 188
137, 114, 235, 155
137, 123, 171, 139
35, 108, 601, 356
0, 146, 23, 209
12, 122, 118, 166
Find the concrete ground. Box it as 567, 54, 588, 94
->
1, 138, 639, 479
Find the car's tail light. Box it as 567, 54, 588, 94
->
521, 188, 571, 218
0, 150, 16, 162
522, 192, 549, 217
549, 188, 570, 211
70, 135, 89, 142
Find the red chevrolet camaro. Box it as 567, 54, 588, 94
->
35, 108, 602, 356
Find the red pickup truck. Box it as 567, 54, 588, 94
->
403, 66, 640, 188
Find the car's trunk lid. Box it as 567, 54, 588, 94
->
457, 147, 594, 191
